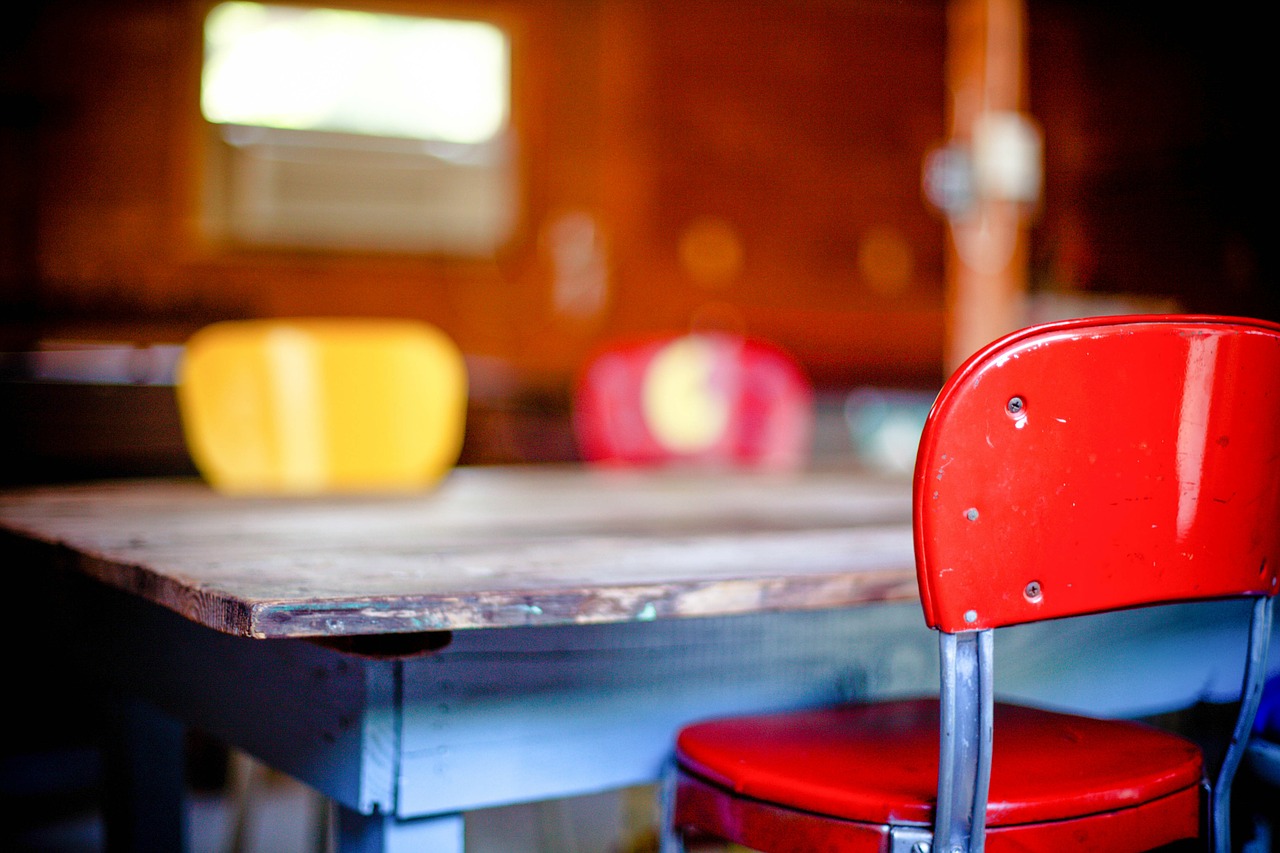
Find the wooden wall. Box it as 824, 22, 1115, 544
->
1, 0, 1273, 402
1, 0, 949, 397
1026, 1, 1273, 319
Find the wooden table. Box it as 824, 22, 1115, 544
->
0, 464, 917, 639
0, 465, 1261, 852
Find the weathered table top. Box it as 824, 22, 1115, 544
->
0, 464, 917, 639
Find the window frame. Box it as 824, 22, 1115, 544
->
188, 0, 531, 261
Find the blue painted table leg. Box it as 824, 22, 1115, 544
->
100, 696, 188, 853
337, 806, 464, 853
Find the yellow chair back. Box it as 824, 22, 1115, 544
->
177, 318, 466, 494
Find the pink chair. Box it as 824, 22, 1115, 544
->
667, 315, 1280, 852
573, 332, 813, 470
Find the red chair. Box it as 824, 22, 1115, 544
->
666, 315, 1280, 852
573, 332, 813, 470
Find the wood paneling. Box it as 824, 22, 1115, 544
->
1, 0, 1272, 402
1025, 1, 1274, 319
1, 0, 950, 393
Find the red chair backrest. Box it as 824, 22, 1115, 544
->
573, 332, 814, 470
914, 315, 1280, 633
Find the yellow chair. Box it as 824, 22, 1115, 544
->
177, 318, 467, 495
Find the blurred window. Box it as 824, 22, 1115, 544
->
200, 1, 515, 255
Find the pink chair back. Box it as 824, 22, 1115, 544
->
573, 333, 813, 470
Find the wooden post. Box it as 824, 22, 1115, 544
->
943, 0, 1036, 371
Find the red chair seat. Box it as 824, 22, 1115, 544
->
676, 698, 1202, 828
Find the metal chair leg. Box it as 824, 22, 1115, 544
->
658, 759, 687, 853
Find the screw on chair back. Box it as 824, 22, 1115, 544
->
913, 314, 1280, 851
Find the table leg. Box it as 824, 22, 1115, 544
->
336, 805, 464, 853
100, 696, 187, 853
